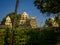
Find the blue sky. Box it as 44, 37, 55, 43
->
0, 0, 54, 27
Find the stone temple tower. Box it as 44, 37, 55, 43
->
19, 12, 30, 28
19, 11, 38, 28
30, 17, 38, 28
5, 16, 12, 28
50, 18, 59, 27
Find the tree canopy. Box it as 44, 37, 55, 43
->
34, 0, 60, 14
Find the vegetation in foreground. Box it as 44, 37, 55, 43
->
0, 27, 60, 45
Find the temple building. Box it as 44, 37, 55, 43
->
5, 12, 38, 28
19, 12, 30, 28
50, 18, 59, 27
30, 17, 38, 28
19, 12, 38, 28
5, 16, 12, 28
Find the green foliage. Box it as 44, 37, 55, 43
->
4, 28, 11, 45
34, 0, 60, 14
14, 28, 30, 45
0, 28, 60, 45
0, 29, 6, 45
45, 18, 52, 27
26, 28, 60, 45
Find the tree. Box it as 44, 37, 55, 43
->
11, 0, 19, 45
4, 28, 11, 45
45, 18, 52, 27
14, 28, 30, 45
0, 29, 5, 45
34, 0, 60, 14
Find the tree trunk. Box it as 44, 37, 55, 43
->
10, 0, 19, 45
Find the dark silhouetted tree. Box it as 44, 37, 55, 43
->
34, 0, 60, 14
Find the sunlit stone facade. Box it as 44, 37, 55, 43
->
5, 16, 12, 28
19, 12, 38, 28
19, 12, 29, 25
50, 18, 59, 27
30, 17, 38, 28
